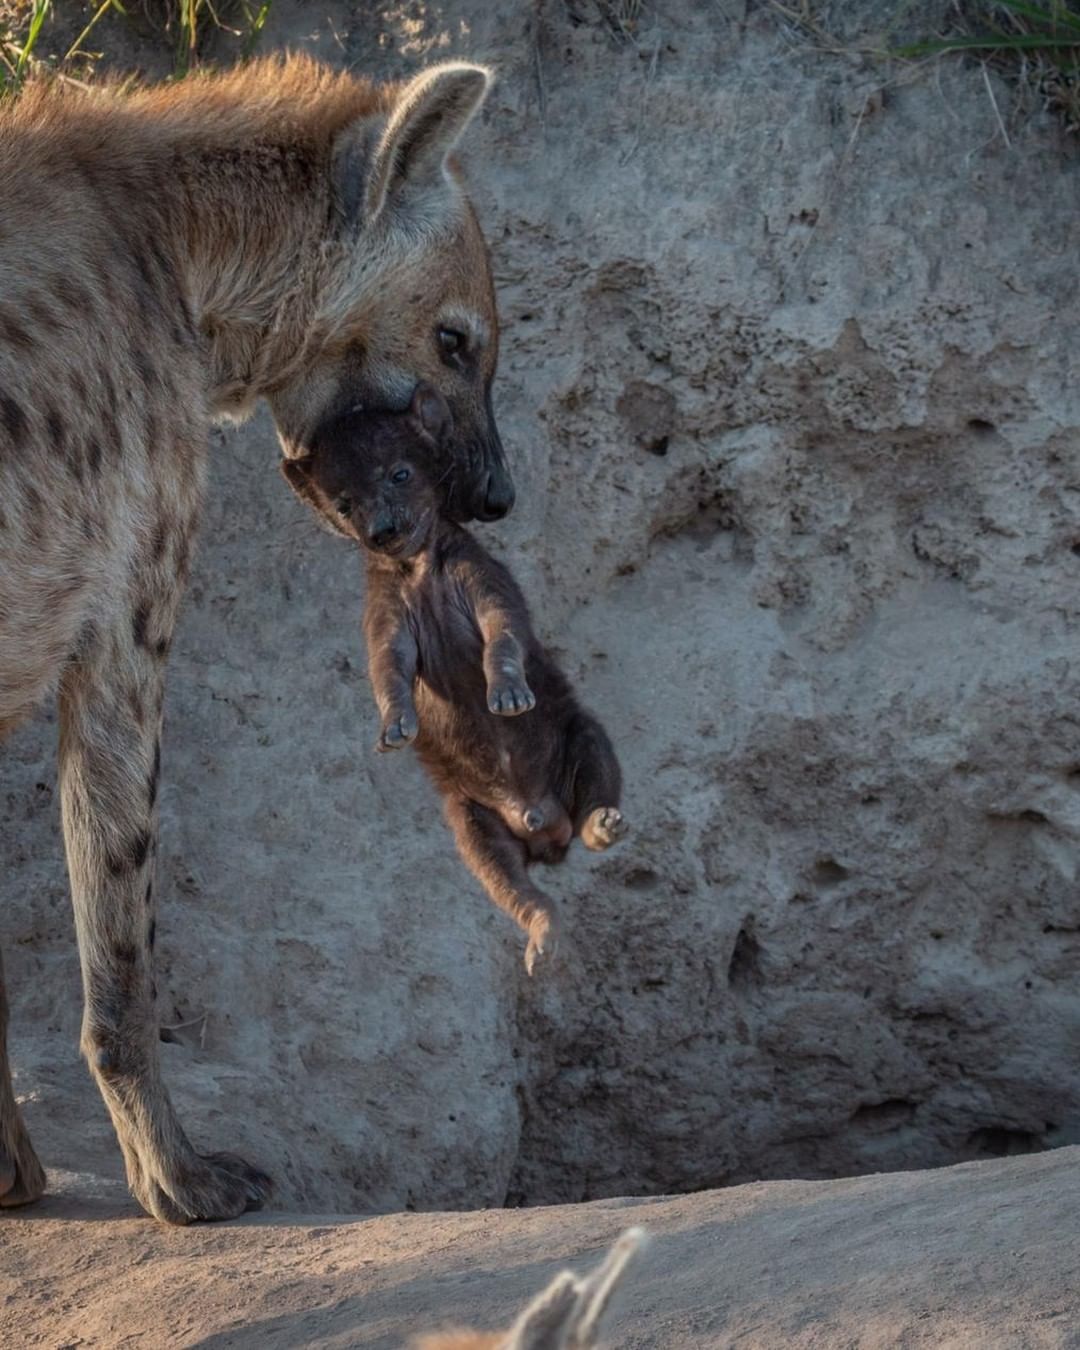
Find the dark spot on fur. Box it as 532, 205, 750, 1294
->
25, 293, 58, 334
103, 412, 122, 458
144, 408, 160, 451
51, 273, 90, 312
134, 352, 157, 394
129, 831, 151, 871
148, 920, 156, 950
132, 604, 150, 649
151, 519, 169, 563
155, 637, 169, 659
148, 741, 160, 808
145, 880, 153, 908
45, 405, 65, 446
76, 619, 100, 655
102, 371, 120, 424
107, 829, 152, 877
0, 393, 27, 445
0, 308, 33, 351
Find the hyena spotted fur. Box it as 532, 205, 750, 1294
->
0, 55, 513, 1223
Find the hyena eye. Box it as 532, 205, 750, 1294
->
334, 495, 353, 517
437, 326, 466, 358
391, 467, 411, 485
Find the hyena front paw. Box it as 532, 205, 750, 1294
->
488, 676, 536, 717
131, 1148, 273, 1225
378, 707, 419, 752
524, 908, 560, 976
580, 806, 628, 852
0, 1120, 46, 1208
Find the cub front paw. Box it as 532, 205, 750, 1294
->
488, 677, 536, 717
378, 707, 418, 752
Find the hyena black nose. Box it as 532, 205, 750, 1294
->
368, 516, 398, 549
477, 466, 515, 522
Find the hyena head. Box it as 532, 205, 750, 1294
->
280, 385, 449, 559
270, 63, 514, 524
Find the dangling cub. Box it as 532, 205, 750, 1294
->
283, 388, 627, 973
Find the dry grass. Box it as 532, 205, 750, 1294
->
768, 1, 1080, 135
907, 1, 1080, 132
597, 0, 646, 43
0, 0, 272, 93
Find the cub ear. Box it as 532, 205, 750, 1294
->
336, 63, 492, 229
281, 456, 321, 512
280, 456, 311, 490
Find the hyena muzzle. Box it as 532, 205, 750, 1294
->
0, 54, 510, 1223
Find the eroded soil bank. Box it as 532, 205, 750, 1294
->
1, 1, 1078, 1214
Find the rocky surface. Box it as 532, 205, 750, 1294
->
2, 0, 1079, 1218
4, 1148, 1080, 1347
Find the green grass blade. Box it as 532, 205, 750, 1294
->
241, 1, 273, 58
15, 0, 52, 80
65, 0, 127, 64
897, 32, 1080, 56
991, 0, 1080, 32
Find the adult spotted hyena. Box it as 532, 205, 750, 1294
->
0, 55, 511, 1223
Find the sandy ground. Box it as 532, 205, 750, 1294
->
4, 1147, 1079, 1348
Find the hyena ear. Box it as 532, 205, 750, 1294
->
409, 383, 452, 443
336, 63, 492, 229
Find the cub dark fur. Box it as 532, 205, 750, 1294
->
282, 388, 627, 971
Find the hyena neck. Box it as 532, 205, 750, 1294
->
165, 145, 339, 423
142, 67, 390, 420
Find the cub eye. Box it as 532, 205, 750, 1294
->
437, 326, 465, 358
391, 467, 411, 485
334, 495, 353, 517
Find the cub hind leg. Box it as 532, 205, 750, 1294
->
564, 711, 627, 851
443, 796, 559, 974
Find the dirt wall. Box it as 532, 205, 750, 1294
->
2, 0, 1079, 1212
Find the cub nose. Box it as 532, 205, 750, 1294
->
368, 516, 398, 549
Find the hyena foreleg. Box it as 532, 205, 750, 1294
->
0, 948, 46, 1206
58, 628, 271, 1224
443, 796, 559, 974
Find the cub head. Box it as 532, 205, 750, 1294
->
282, 384, 448, 559
270, 62, 514, 524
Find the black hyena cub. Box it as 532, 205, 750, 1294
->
282, 386, 627, 973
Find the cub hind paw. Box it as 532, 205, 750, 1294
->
581, 806, 628, 852
524, 909, 559, 976
378, 707, 418, 752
